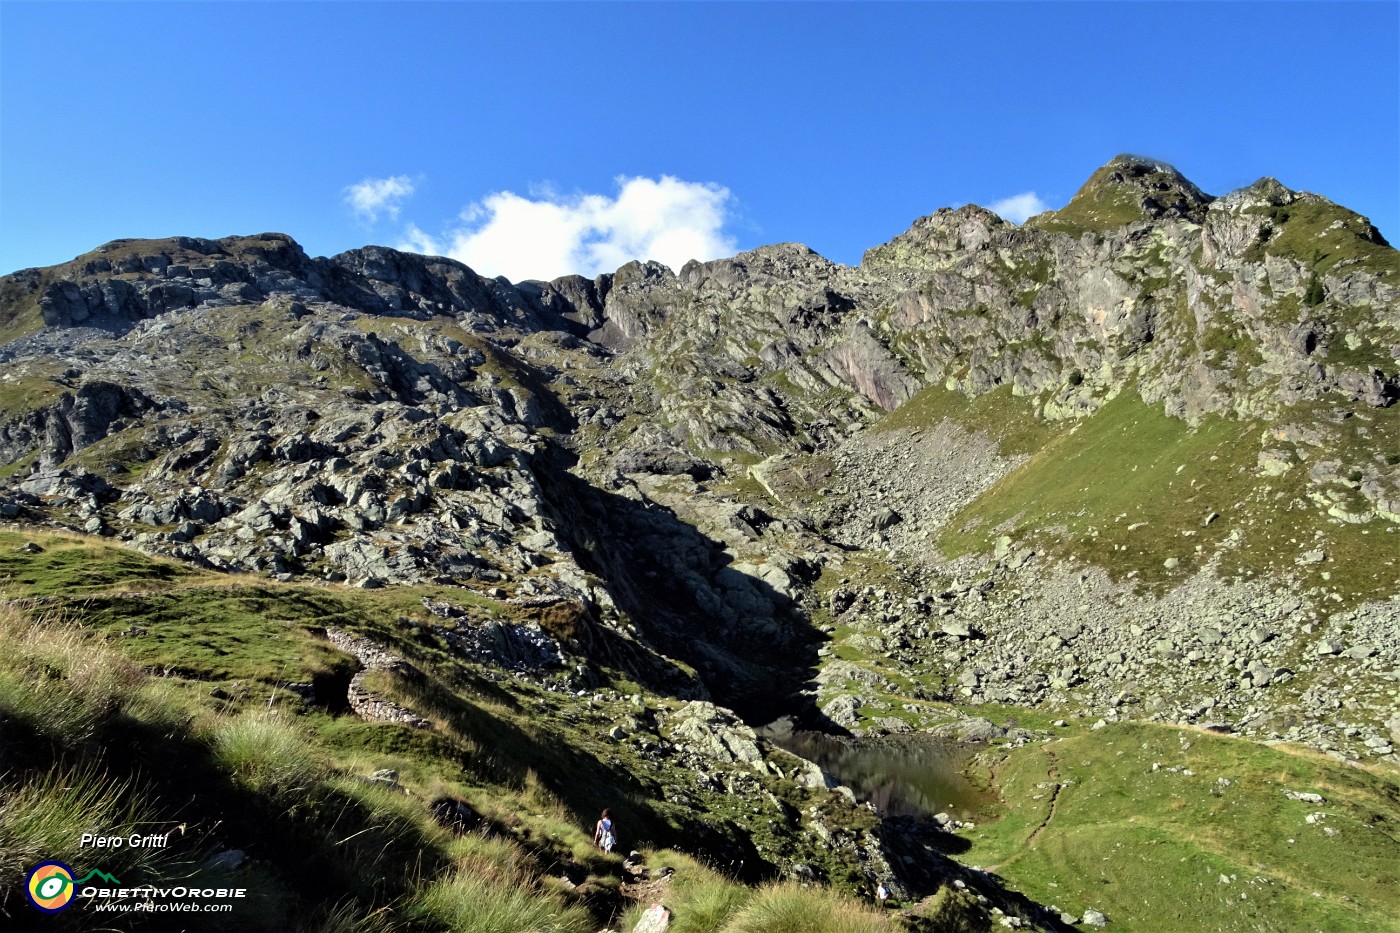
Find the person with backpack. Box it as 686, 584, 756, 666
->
594, 808, 616, 853
876, 880, 890, 908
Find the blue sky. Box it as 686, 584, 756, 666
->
2, 2, 1397, 279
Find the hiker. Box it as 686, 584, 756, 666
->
876, 880, 890, 908
593, 808, 616, 854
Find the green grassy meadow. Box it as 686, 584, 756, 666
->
960, 723, 1400, 932
931, 389, 1398, 606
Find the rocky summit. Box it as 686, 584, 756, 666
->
2, 155, 1398, 931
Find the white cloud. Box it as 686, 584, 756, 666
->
988, 192, 1051, 225
345, 175, 416, 223
397, 175, 737, 281
398, 223, 441, 255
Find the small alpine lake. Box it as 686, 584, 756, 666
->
758, 719, 994, 821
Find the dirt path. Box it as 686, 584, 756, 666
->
618, 858, 674, 908
987, 747, 1062, 873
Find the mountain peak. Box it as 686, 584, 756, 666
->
1027, 154, 1214, 234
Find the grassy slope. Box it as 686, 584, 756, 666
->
962, 723, 1400, 932
0, 272, 48, 345
0, 532, 373, 683
0, 531, 913, 932
939, 388, 1255, 583
0, 534, 605, 930
0, 363, 70, 421
872, 383, 1063, 457
936, 388, 1399, 606
1243, 197, 1400, 286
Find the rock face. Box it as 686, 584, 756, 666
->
0, 155, 1397, 765
663, 702, 771, 774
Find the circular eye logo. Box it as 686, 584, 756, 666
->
26, 861, 76, 913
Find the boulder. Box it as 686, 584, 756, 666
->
1082, 908, 1108, 927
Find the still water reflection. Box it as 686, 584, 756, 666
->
761, 723, 990, 821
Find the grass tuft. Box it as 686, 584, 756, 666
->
720, 882, 893, 933
408, 869, 594, 933
0, 601, 142, 745
208, 713, 327, 800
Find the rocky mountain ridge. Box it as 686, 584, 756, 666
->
1, 155, 1397, 767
